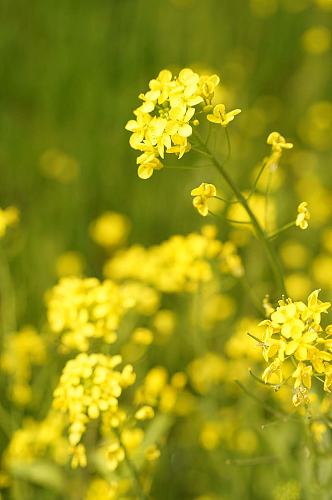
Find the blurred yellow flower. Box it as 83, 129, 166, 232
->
39, 149, 79, 183
0, 206, 19, 238
315, 0, 332, 10
89, 211, 130, 249
55, 251, 85, 277
302, 26, 331, 54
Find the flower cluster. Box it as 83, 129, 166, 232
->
126, 68, 240, 179
47, 277, 130, 351
259, 290, 332, 406
53, 353, 136, 467
296, 201, 310, 230
104, 226, 243, 293
4, 412, 68, 468
191, 183, 217, 216
1, 326, 47, 405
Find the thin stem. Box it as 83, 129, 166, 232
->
224, 128, 232, 163
247, 158, 268, 201
191, 147, 212, 158
115, 430, 148, 500
0, 243, 17, 353
226, 218, 252, 225
165, 165, 210, 170
194, 132, 286, 296
208, 210, 220, 219
215, 195, 240, 205
225, 455, 278, 466
268, 221, 296, 241
235, 380, 286, 420
264, 166, 273, 232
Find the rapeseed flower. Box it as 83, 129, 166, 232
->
191, 183, 217, 216
206, 104, 241, 126
126, 68, 236, 178
296, 201, 310, 229
258, 290, 332, 406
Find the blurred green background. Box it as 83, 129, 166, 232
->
0, 0, 331, 323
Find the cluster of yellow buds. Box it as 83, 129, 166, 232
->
104, 227, 243, 293
266, 131, 293, 168
0, 206, 19, 238
191, 182, 217, 216
296, 201, 310, 230
259, 290, 332, 406
4, 412, 69, 468
125, 68, 230, 179
47, 277, 131, 351
135, 366, 190, 415
53, 353, 136, 467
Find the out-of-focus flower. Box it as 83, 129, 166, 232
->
0, 206, 19, 238
89, 211, 130, 249
39, 149, 79, 183
55, 251, 85, 278
302, 26, 331, 54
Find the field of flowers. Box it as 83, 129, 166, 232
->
1, 1, 332, 499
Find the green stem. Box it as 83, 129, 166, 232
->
115, 430, 148, 500
0, 243, 17, 353
215, 195, 240, 205
195, 132, 286, 296
268, 221, 296, 240
247, 158, 268, 201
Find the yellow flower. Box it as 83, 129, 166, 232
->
199, 74, 220, 105
135, 405, 155, 421
258, 289, 332, 406
324, 366, 332, 392
53, 353, 136, 468
126, 68, 229, 178
207, 104, 241, 126
267, 132, 293, 153
137, 154, 163, 180
191, 183, 217, 216
296, 202, 310, 230
105, 441, 125, 471
47, 277, 134, 351
262, 358, 283, 385
292, 362, 312, 390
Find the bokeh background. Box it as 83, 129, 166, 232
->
1, 1, 332, 499
1, 0, 332, 323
